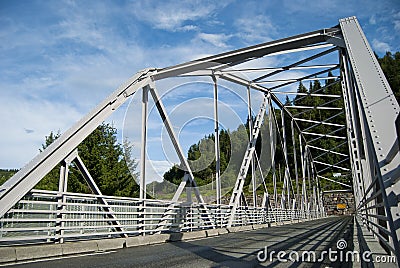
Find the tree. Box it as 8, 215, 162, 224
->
0, 169, 18, 186
35, 131, 62, 191
163, 164, 185, 185
35, 123, 139, 197
377, 51, 400, 102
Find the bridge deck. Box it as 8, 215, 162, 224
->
4, 216, 360, 268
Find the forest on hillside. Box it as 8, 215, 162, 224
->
155, 51, 400, 199
157, 71, 346, 199
1, 51, 399, 199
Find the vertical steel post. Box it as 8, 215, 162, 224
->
315, 174, 323, 216
212, 75, 221, 205
340, 50, 368, 211
305, 148, 312, 217
186, 185, 192, 204
140, 85, 149, 200
340, 50, 376, 230
139, 86, 149, 235
56, 161, 69, 243
281, 109, 290, 209
291, 119, 299, 209
299, 135, 307, 217
268, 94, 277, 208
310, 158, 317, 214
247, 85, 257, 207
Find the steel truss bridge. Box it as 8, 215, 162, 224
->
0, 17, 399, 265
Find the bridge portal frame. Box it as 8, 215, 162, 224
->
0, 16, 398, 263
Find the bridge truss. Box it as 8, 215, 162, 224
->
0, 16, 399, 262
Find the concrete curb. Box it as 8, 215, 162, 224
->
62, 240, 99, 255
97, 238, 126, 251
252, 224, 268, 230
144, 234, 170, 245
0, 247, 16, 263
126, 233, 170, 247
126, 235, 148, 247
226, 226, 240, 233
168, 230, 207, 241
217, 228, 229, 235
239, 225, 253, 231
206, 229, 219, 237
16, 244, 63, 261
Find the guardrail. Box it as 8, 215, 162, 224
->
0, 189, 321, 245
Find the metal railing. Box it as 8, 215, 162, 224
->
0, 189, 321, 245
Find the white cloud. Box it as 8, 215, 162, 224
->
369, 15, 376, 25
372, 39, 391, 53
0, 92, 82, 169
393, 11, 400, 19
195, 33, 232, 48
282, 0, 346, 15
394, 20, 400, 32
130, 0, 230, 32
0, 4, 144, 168
234, 15, 277, 43
146, 160, 172, 183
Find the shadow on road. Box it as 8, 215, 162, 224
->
167, 216, 353, 267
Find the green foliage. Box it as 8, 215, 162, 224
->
275, 51, 400, 192
162, 116, 279, 198
163, 125, 250, 188
35, 123, 139, 197
35, 131, 62, 191
40, 131, 61, 153
163, 164, 185, 185
0, 169, 18, 186
377, 51, 400, 102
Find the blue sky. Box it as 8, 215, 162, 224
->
1, 0, 399, 181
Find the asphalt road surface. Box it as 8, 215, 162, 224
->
4, 216, 354, 268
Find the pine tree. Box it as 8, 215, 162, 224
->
377, 51, 400, 102
35, 131, 62, 191
35, 123, 139, 197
